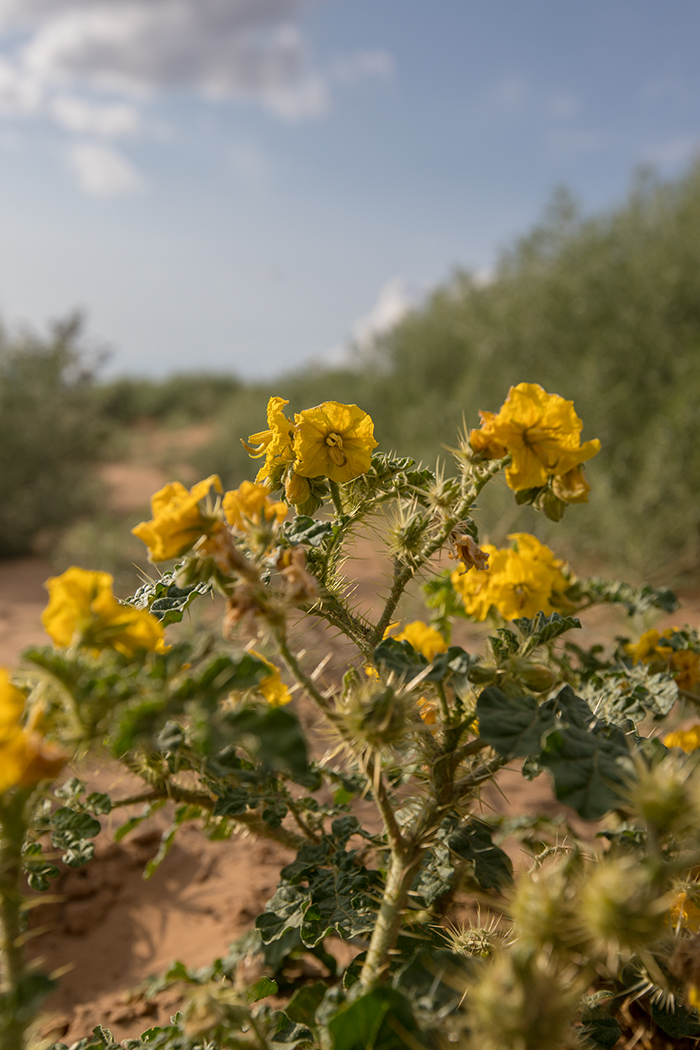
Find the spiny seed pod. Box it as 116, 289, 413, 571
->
628, 758, 700, 838
442, 917, 504, 959
386, 503, 430, 566
511, 859, 583, 955
342, 684, 415, 751
580, 858, 668, 957
469, 950, 580, 1050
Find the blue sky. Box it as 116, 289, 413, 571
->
0, 0, 698, 378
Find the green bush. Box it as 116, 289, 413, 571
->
365, 165, 700, 576
0, 314, 108, 557
96, 372, 243, 426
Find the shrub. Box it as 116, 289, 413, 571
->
2, 384, 700, 1049
0, 314, 107, 557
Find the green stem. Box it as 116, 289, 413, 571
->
0, 791, 32, 1050
274, 629, 337, 720
307, 593, 373, 656
370, 459, 506, 649
359, 848, 423, 990
113, 784, 306, 851
329, 480, 344, 517
359, 754, 405, 852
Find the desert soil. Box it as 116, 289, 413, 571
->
2, 446, 698, 1044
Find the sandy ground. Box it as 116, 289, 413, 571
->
3, 452, 699, 1044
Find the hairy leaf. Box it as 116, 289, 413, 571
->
476, 687, 556, 757
126, 572, 212, 625
328, 987, 421, 1050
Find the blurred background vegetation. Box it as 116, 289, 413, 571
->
3, 161, 700, 588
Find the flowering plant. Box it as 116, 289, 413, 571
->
2, 387, 700, 1050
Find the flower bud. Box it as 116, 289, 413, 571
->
342, 685, 414, 751
511, 859, 583, 954
469, 950, 579, 1050
284, 470, 311, 506
580, 858, 668, 956
627, 758, 700, 838
519, 664, 557, 693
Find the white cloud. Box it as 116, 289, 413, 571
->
322, 278, 418, 367
643, 135, 700, 168
69, 141, 143, 196
0, 56, 41, 115
0, 0, 394, 192
352, 277, 415, 350
331, 49, 394, 87
51, 94, 141, 135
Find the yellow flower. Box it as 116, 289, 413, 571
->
42, 566, 167, 657
132, 475, 223, 562
670, 890, 700, 932
626, 628, 663, 664
0, 669, 66, 793
470, 383, 601, 495
671, 650, 700, 692
452, 533, 569, 621
222, 481, 287, 531
551, 466, 591, 504
249, 650, 291, 706
389, 621, 448, 662
662, 725, 700, 752
293, 401, 378, 484
417, 698, 439, 726
626, 628, 700, 692
243, 397, 295, 486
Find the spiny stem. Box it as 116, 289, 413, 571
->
329, 480, 344, 517
370, 460, 505, 648
0, 791, 33, 1050
360, 753, 405, 852
112, 785, 305, 851
274, 628, 338, 722
359, 849, 423, 990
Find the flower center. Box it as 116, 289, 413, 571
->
325, 431, 347, 467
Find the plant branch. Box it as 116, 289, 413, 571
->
274, 628, 337, 719
360, 753, 405, 852
112, 786, 306, 851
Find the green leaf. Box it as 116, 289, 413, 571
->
271, 1016, 314, 1046
225, 705, 312, 781
247, 977, 279, 1004
372, 638, 428, 681
85, 792, 112, 815
565, 577, 678, 616
581, 665, 678, 726
11, 973, 56, 1022
581, 1014, 623, 1048
328, 988, 421, 1050
50, 807, 102, 868
285, 981, 327, 1024
476, 687, 556, 758
411, 844, 455, 906
257, 884, 309, 944
126, 572, 212, 625
282, 516, 334, 547
299, 853, 379, 947
540, 721, 628, 820
447, 820, 513, 890
650, 1000, 700, 1038
513, 611, 582, 652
